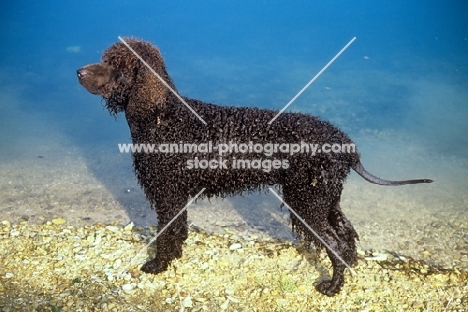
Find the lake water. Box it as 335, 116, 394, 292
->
1, 0, 467, 269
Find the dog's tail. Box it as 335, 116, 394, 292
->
353, 161, 433, 185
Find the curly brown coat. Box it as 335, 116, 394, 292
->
77, 38, 432, 296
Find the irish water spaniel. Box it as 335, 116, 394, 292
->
77, 38, 432, 296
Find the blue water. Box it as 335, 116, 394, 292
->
0, 1, 467, 241
1, 1, 467, 150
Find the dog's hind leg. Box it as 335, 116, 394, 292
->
284, 186, 357, 296
316, 198, 358, 296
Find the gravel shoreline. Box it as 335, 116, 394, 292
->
1, 134, 467, 310
1, 220, 466, 311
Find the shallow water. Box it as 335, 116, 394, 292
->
1, 1, 467, 270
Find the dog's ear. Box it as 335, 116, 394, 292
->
112, 70, 125, 85
111, 68, 120, 79
100, 67, 122, 99
98, 63, 129, 98
78, 63, 117, 97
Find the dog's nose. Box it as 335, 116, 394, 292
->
76, 68, 87, 78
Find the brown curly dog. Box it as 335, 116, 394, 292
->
77, 38, 432, 296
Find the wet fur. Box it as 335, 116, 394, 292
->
77, 38, 431, 296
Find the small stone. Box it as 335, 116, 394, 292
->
365, 253, 388, 261
224, 229, 235, 235
5, 272, 13, 278
94, 235, 102, 245
106, 225, 119, 232
421, 250, 431, 257
114, 259, 122, 268
124, 222, 134, 231
86, 234, 94, 244
227, 296, 240, 303
432, 274, 449, 283
10, 230, 20, 237
123, 273, 132, 281
19, 215, 29, 221
122, 283, 134, 293
229, 243, 242, 250
182, 296, 193, 308
52, 218, 67, 225
220, 299, 230, 310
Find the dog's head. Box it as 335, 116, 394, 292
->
77, 51, 129, 116
77, 63, 121, 98
77, 38, 175, 117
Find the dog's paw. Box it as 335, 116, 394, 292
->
140, 260, 168, 274
316, 279, 341, 297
